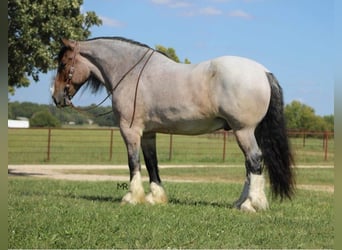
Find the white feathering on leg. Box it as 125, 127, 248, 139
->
121, 172, 145, 204
145, 182, 168, 204
249, 173, 269, 210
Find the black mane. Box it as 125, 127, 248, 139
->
56, 36, 172, 95
85, 36, 172, 59
56, 43, 105, 94
85, 36, 151, 49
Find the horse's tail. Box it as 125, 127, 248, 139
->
255, 72, 295, 199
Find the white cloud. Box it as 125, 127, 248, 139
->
151, 0, 171, 5
151, 0, 230, 17
181, 6, 224, 17
228, 10, 254, 19
100, 16, 125, 28
169, 1, 192, 8
209, 0, 233, 2
199, 7, 223, 16
150, 0, 191, 8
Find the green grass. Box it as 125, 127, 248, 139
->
60, 166, 334, 186
8, 128, 334, 165
8, 177, 333, 249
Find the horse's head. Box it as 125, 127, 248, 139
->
52, 39, 91, 107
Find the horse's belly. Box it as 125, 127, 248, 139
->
146, 117, 228, 135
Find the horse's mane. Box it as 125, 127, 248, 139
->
85, 36, 172, 59
86, 36, 151, 50
83, 75, 104, 94
56, 36, 172, 94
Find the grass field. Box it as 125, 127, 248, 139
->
8, 128, 334, 165
60, 166, 334, 186
8, 166, 334, 249
8, 128, 334, 248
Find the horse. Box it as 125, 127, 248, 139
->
52, 37, 295, 212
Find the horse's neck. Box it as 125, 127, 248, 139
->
81, 40, 150, 87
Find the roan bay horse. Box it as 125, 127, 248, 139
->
52, 37, 294, 212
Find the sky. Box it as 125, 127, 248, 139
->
9, 0, 334, 116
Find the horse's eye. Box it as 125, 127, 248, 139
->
58, 62, 66, 72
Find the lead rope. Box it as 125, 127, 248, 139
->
74, 47, 152, 113
129, 49, 155, 128
69, 48, 154, 120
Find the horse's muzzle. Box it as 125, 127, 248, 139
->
52, 95, 72, 108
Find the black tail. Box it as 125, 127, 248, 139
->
255, 72, 295, 199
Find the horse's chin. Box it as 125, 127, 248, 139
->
64, 97, 73, 107
52, 96, 73, 108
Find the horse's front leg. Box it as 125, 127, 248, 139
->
141, 132, 168, 204
120, 127, 145, 204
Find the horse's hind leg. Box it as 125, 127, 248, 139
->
120, 127, 145, 204
141, 132, 168, 204
234, 127, 268, 212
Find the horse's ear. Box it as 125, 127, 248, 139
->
61, 38, 77, 50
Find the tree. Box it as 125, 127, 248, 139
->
8, 0, 102, 94
155, 45, 191, 64
284, 100, 333, 131
8, 101, 42, 119
323, 115, 334, 131
30, 110, 61, 127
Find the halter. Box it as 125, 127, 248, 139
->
63, 42, 78, 104
65, 44, 155, 127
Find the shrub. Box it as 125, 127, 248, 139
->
30, 110, 61, 127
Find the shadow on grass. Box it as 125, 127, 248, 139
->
169, 197, 234, 209
66, 194, 123, 203
65, 193, 235, 208
8, 169, 45, 177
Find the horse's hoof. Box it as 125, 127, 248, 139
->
240, 198, 256, 212
145, 183, 168, 204
121, 191, 145, 205
250, 197, 269, 211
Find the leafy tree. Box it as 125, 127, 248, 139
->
49, 105, 88, 125
8, 101, 42, 119
155, 45, 191, 64
284, 100, 333, 131
8, 0, 102, 94
184, 58, 191, 64
323, 115, 334, 131
30, 110, 61, 127
87, 105, 115, 126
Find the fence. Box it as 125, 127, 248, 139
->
8, 128, 334, 165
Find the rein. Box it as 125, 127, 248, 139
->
129, 49, 155, 128
66, 46, 155, 126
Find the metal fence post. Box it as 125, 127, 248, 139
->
109, 129, 114, 161
169, 134, 173, 161
222, 131, 227, 161
324, 131, 328, 161
47, 128, 51, 161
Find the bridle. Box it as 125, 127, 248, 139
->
63, 42, 78, 105
61, 42, 155, 127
